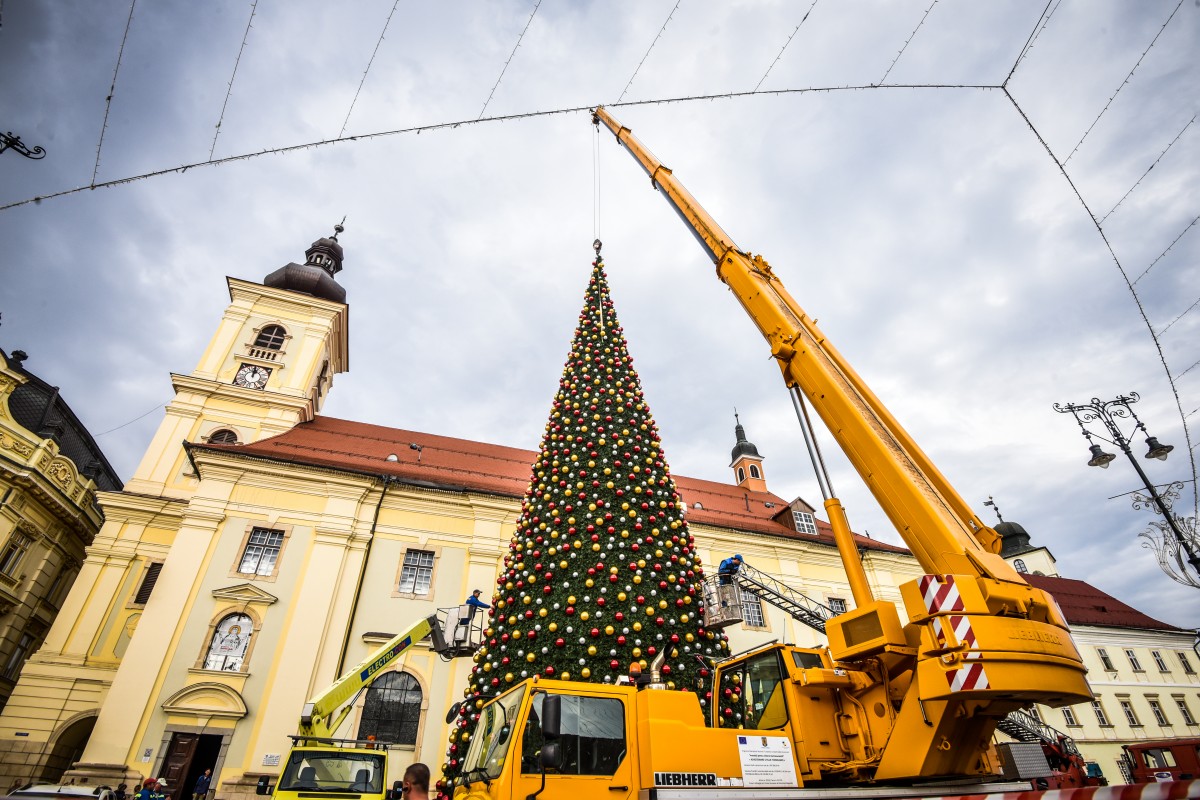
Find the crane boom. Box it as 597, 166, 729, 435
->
593, 106, 1014, 584
299, 614, 442, 738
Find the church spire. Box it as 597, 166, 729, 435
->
730, 410, 767, 491
263, 222, 347, 303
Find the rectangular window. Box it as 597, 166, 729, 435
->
1144, 749, 1177, 769
1062, 707, 1079, 727
1092, 700, 1111, 727
133, 562, 163, 605
1152, 650, 1169, 672
1027, 706, 1042, 722
1097, 648, 1115, 671
1120, 699, 1141, 727
238, 527, 285, 576
1148, 699, 1169, 726
398, 550, 435, 595
1176, 698, 1196, 725
827, 597, 848, 614
1125, 649, 1144, 672
792, 511, 817, 535
740, 590, 766, 627
3, 633, 34, 680
1180, 652, 1196, 674
0, 532, 32, 578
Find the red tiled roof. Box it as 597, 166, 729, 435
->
1023, 574, 1186, 632
189, 416, 907, 555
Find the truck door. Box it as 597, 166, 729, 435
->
515, 691, 633, 800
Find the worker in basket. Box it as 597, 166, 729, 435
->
718, 554, 744, 586
455, 589, 491, 643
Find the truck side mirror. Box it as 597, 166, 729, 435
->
541, 694, 561, 740
255, 777, 272, 796
445, 701, 462, 724
387, 780, 404, 800
540, 742, 563, 771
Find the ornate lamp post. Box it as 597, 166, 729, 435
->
1054, 392, 1200, 587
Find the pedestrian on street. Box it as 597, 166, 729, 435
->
401, 763, 429, 800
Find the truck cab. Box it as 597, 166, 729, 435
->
451, 676, 802, 800
258, 738, 398, 800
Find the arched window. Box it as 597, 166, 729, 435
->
208, 428, 239, 444
1013, 558, 1028, 574
749, 464, 761, 479
737, 467, 746, 483
254, 325, 287, 350
204, 613, 253, 672
358, 671, 422, 744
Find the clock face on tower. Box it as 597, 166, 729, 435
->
233, 363, 272, 390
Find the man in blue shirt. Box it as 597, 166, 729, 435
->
718, 554, 744, 586
192, 770, 211, 800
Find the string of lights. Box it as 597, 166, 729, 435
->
477, 0, 542, 119
1063, 0, 1185, 165
1099, 114, 1195, 225
1157, 295, 1200, 338
1005, 0, 1061, 83
1133, 213, 1200, 286
878, 0, 938, 85
0, 82, 1002, 214
92, 0, 138, 186
93, 401, 168, 437
752, 0, 819, 93
340, 0, 401, 138
210, 0, 259, 161
618, 0, 682, 103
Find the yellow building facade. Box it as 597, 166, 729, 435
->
0, 230, 921, 796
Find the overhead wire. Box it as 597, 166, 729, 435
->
210, 0, 259, 160
477, 0, 542, 120
92, 0, 138, 186
1005, 0, 1061, 83
1004, 85, 1198, 520
592, 119, 601, 241
878, 0, 938, 86
1062, 0, 1185, 165
0, 82, 1002, 213
752, 0, 819, 93
618, 0, 682, 103
94, 400, 168, 437
1157, 295, 1200, 338
1132, 213, 1200, 285
340, 0, 401, 138
1099, 114, 1195, 225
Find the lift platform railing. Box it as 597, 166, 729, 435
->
433, 604, 488, 659
702, 563, 835, 634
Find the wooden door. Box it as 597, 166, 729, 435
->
162, 734, 199, 793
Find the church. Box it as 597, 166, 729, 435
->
0, 229, 923, 797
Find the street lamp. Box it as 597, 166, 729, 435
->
1054, 392, 1200, 587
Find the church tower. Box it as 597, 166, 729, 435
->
124, 226, 350, 498
730, 413, 767, 492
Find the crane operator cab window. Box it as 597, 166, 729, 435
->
521, 693, 627, 775
726, 650, 789, 731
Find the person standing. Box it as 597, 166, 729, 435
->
401, 763, 429, 800
718, 554, 744, 586
192, 770, 211, 800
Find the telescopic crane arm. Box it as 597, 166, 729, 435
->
592, 106, 1017, 586
298, 614, 443, 739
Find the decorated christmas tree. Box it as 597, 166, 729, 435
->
439, 251, 730, 794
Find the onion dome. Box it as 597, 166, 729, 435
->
263, 222, 347, 303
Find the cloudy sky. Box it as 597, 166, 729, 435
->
2, 1, 1197, 627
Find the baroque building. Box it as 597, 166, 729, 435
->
0, 348, 121, 730
0, 231, 916, 797
995, 519, 1200, 783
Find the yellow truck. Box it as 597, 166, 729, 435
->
440, 109, 1200, 800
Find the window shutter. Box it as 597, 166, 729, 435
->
134, 562, 163, 604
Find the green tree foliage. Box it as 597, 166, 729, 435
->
440, 257, 730, 794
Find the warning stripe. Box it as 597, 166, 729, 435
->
931, 614, 976, 649
946, 660, 989, 692
919, 574, 965, 614
930, 779, 1199, 799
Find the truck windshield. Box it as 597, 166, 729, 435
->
460, 683, 529, 781
278, 750, 385, 793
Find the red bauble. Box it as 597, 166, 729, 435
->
555, 638, 565, 647
591, 628, 600, 638
610, 659, 621, 669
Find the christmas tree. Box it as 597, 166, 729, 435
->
439, 252, 730, 794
